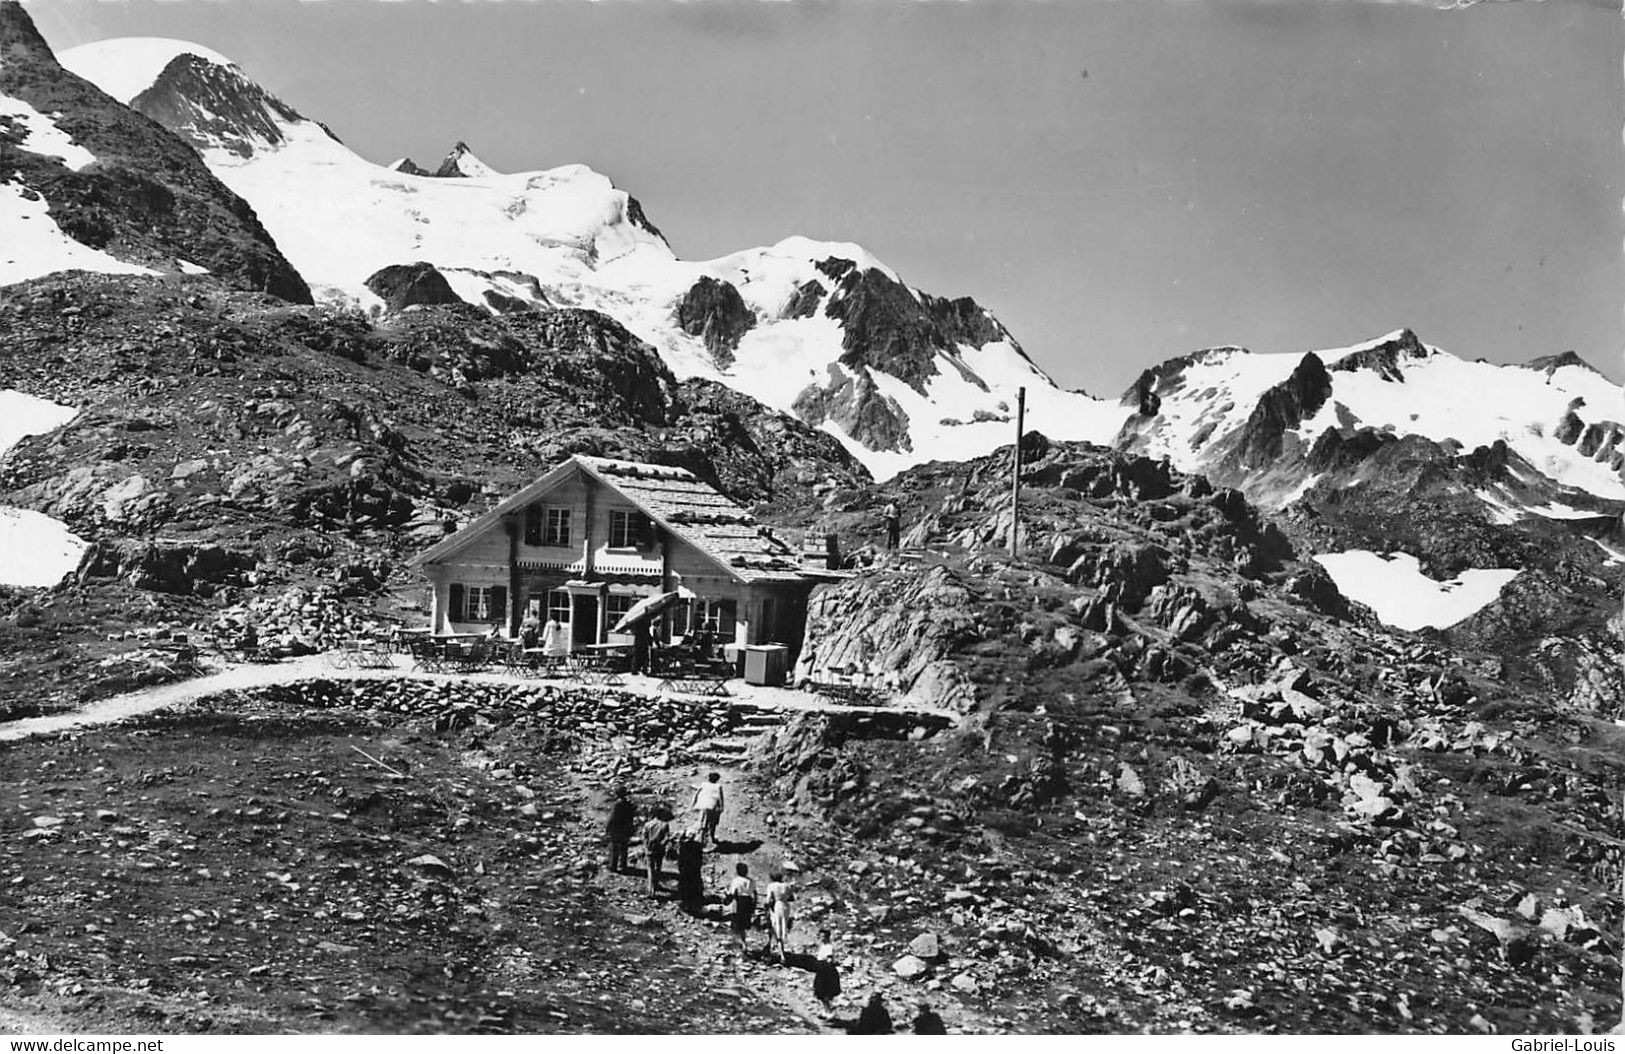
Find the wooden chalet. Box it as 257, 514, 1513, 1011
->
409, 455, 835, 655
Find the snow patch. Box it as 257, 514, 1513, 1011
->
1591, 538, 1625, 566
1312, 551, 1519, 632
0, 389, 78, 457
1528, 500, 1610, 520
0, 91, 97, 171
0, 508, 87, 588
0, 181, 157, 286
0, 391, 84, 590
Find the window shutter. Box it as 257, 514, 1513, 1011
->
490, 586, 508, 626
718, 600, 737, 637
449, 583, 465, 623
639, 513, 657, 549
524, 505, 541, 546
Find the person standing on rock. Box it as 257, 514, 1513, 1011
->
641, 804, 672, 895
693, 771, 725, 847
724, 861, 758, 957
882, 502, 900, 551
606, 786, 636, 875
764, 868, 796, 961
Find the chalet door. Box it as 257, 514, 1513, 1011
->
761, 597, 776, 644
572, 594, 599, 647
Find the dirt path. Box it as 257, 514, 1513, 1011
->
0, 657, 960, 744
575, 759, 994, 1035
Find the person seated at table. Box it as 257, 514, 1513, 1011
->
693, 624, 715, 662
520, 614, 541, 650
542, 616, 569, 658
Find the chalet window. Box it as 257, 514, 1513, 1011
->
452, 583, 506, 624
544, 507, 571, 547
608, 509, 649, 549
693, 598, 737, 636
547, 589, 571, 625
605, 593, 636, 626
524, 504, 542, 547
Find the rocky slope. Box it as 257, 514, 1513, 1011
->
0, 271, 868, 715
1116, 328, 1623, 707
761, 439, 1623, 1033
0, 4, 308, 299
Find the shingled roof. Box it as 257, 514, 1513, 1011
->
410, 454, 811, 584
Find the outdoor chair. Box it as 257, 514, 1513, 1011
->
656, 656, 732, 698
408, 638, 447, 674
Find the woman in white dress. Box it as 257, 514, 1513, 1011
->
541, 616, 569, 658
764, 869, 796, 962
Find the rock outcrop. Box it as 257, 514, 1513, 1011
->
676, 276, 755, 368
364, 263, 468, 312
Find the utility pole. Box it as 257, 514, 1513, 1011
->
1009, 386, 1026, 558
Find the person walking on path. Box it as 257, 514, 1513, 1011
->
641, 805, 672, 895
606, 786, 636, 874
764, 869, 796, 961
693, 771, 725, 846
723, 862, 758, 958
675, 827, 704, 915
882, 502, 900, 551
812, 929, 841, 1011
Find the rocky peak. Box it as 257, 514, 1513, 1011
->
389, 157, 431, 176
0, 1, 56, 66
1522, 350, 1604, 378
1327, 327, 1427, 382
1230, 352, 1332, 468
128, 52, 311, 159
433, 141, 496, 179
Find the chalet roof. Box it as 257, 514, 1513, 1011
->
410, 454, 812, 585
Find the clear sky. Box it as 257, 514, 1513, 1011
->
27, 0, 1624, 395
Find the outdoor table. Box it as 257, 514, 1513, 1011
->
517, 648, 568, 678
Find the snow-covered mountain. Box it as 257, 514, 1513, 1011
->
1116, 328, 1624, 632
56, 36, 1130, 479
1118, 328, 1624, 513
0, 9, 308, 299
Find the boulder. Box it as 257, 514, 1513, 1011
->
892, 954, 931, 980
365, 262, 467, 312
